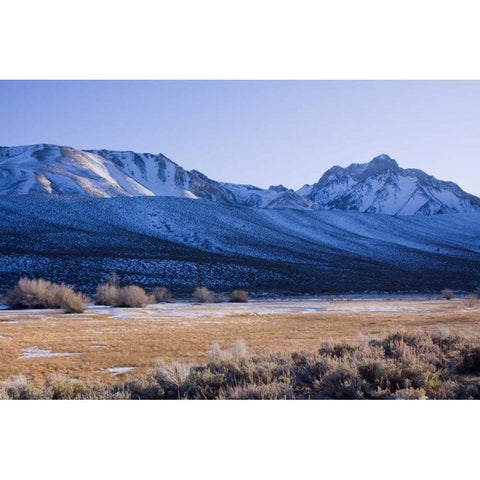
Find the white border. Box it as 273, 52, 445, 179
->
0, 400, 478, 479
2, 0, 480, 79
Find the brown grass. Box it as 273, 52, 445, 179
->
1, 297, 479, 387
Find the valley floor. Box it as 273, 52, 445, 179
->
0, 295, 479, 386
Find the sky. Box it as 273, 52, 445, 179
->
1, 80, 480, 194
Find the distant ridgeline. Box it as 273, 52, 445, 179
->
1, 144, 480, 215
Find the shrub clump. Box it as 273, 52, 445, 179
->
193, 286, 213, 303
116, 285, 149, 308
44, 374, 108, 400
95, 284, 149, 308
54, 286, 88, 313
229, 289, 249, 303
3, 278, 87, 313
152, 287, 172, 303
4, 278, 57, 309
441, 288, 454, 300
207, 340, 248, 362
1, 375, 38, 400
95, 283, 119, 306
464, 294, 477, 308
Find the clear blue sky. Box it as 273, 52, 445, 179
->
1, 80, 480, 194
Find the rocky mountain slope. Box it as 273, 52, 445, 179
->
0, 144, 310, 209
0, 195, 479, 293
1, 144, 479, 215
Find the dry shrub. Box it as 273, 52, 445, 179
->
193, 286, 213, 303
225, 381, 293, 399
457, 346, 480, 374
44, 374, 108, 400
1, 375, 38, 400
4, 278, 57, 309
155, 362, 192, 399
55, 286, 88, 313
441, 288, 454, 300
94, 283, 119, 306
116, 285, 149, 308
464, 294, 478, 308
230, 289, 249, 303
3, 278, 86, 313
207, 340, 247, 362
152, 286, 172, 303
394, 387, 428, 400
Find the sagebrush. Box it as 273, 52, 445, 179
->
3, 331, 480, 399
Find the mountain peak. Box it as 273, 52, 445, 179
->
299, 153, 480, 215
357, 154, 399, 177
369, 154, 398, 169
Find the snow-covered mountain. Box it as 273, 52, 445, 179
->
1, 145, 479, 215
297, 154, 480, 215
0, 144, 309, 209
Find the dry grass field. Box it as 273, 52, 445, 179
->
1, 296, 479, 386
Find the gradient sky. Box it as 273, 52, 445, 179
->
1, 80, 480, 194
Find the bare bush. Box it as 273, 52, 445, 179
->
3, 278, 87, 313
441, 288, 454, 300
95, 283, 119, 306
437, 326, 450, 338
45, 374, 108, 400
193, 286, 213, 303
230, 289, 249, 303
155, 362, 192, 399
225, 381, 293, 399
55, 286, 88, 313
4, 278, 56, 309
464, 294, 478, 308
116, 285, 149, 308
1, 375, 38, 400
152, 287, 172, 303
207, 340, 248, 362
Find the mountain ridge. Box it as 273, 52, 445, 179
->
1, 144, 479, 215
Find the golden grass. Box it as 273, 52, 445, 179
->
0, 298, 479, 386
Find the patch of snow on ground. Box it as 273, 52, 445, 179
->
18, 347, 81, 359
106, 367, 137, 375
